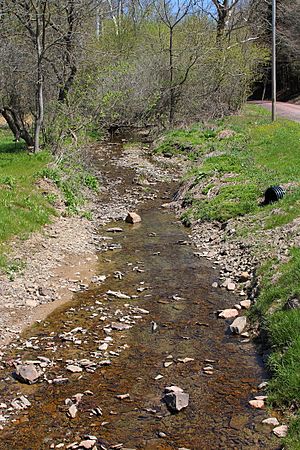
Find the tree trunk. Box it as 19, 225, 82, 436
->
1, 107, 34, 148
34, 70, 44, 152
169, 27, 175, 126
34, 9, 44, 153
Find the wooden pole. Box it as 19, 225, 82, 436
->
272, 0, 276, 121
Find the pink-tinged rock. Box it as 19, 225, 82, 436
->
15, 364, 42, 385
125, 212, 141, 224
262, 417, 279, 426
78, 439, 97, 449
240, 300, 251, 309
218, 309, 239, 319
273, 425, 288, 438
227, 282, 236, 291
67, 404, 77, 418
249, 399, 265, 409
66, 365, 83, 373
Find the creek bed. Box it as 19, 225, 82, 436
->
0, 141, 277, 449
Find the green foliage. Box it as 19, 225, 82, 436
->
0, 128, 54, 267
168, 105, 300, 227
155, 127, 218, 157
39, 153, 98, 214
284, 416, 300, 450
0, 128, 99, 268
251, 248, 300, 447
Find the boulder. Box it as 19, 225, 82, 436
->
230, 316, 247, 334
163, 386, 189, 413
164, 392, 189, 413
15, 364, 42, 384
125, 212, 141, 224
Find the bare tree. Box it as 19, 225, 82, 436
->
1, 0, 95, 152
157, 0, 196, 125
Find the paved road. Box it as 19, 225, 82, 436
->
251, 100, 300, 123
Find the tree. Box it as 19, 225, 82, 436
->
0, 0, 95, 152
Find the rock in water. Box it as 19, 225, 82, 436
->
163, 386, 189, 413
15, 364, 42, 384
230, 316, 247, 334
218, 309, 239, 319
125, 212, 141, 224
249, 399, 264, 409
67, 404, 78, 418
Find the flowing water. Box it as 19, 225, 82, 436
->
0, 141, 279, 449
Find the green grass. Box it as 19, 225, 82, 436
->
253, 249, 300, 448
157, 105, 300, 227
155, 106, 300, 447
0, 127, 99, 271
0, 128, 55, 269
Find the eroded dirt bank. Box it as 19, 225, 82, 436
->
0, 141, 280, 449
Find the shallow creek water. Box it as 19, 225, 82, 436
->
0, 142, 278, 449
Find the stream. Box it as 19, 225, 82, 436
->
0, 140, 278, 449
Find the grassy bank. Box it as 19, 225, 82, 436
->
0, 127, 98, 272
155, 105, 300, 448
0, 128, 53, 269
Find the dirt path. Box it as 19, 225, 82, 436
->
0, 141, 279, 449
252, 100, 300, 122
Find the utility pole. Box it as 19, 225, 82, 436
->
272, 0, 276, 121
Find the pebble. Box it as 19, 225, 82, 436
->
273, 425, 288, 438
155, 374, 164, 380
177, 358, 194, 363
66, 365, 83, 373
158, 431, 167, 438
67, 404, 78, 418
111, 322, 131, 331
218, 309, 239, 319
262, 417, 279, 426
227, 282, 236, 291
240, 300, 251, 309
164, 361, 173, 368
249, 399, 265, 409
115, 393, 130, 400
78, 439, 97, 449
107, 290, 131, 299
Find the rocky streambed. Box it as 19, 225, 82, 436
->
0, 139, 281, 449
